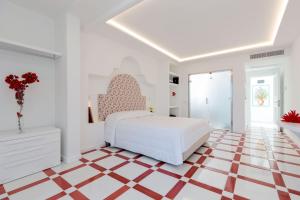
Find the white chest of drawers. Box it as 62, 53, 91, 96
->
0, 127, 61, 184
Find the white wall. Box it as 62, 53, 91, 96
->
80, 31, 170, 151
177, 52, 291, 133
0, 0, 55, 50
290, 36, 300, 111
0, 50, 55, 131
0, 0, 82, 164
0, 1, 56, 131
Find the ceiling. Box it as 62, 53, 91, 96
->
8, 0, 300, 62
9, 0, 76, 17
107, 0, 289, 62
8, 0, 141, 25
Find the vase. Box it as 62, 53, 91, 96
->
18, 117, 23, 133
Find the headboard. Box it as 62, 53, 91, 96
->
98, 74, 146, 121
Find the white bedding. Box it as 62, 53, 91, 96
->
105, 111, 212, 165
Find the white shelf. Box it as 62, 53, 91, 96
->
169, 106, 179, 109
169, 71, 179, 77
169, 82, 179, 86
0, 38, 61, 59
278, 121, 300, 133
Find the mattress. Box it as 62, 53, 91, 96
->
105, 111, 212, 165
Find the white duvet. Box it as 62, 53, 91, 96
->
105, 111, 212, 165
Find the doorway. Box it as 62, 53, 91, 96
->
189, 70, 232, 130
245, 66, 282, 130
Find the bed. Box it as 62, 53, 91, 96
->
98, 74, 212, 165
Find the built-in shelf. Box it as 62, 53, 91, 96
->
169, 106, 179, 109
169, 71, 179, 77
0, 38, 62, 59
169, 82, 179, 86
278, 121, 300, 133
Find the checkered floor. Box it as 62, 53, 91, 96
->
1, 129, 300, 200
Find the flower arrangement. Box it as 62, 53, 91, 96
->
281, 110, 300, 123
255, 87, 268, 106
5, 72, 39, 132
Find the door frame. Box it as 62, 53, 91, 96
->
188, 69, 233, 131
245, 65, 282, 129
245, 57, 287, 130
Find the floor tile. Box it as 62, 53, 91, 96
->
8, 180, 62, 200
117, 151, 138, 159
243, 142, 266, 151
242, 148, 268, 158
62, 166, 99, 186
214, 143, 237, 152
203, 157, 232, 172
79, 175, 123, 199
160, 163, 193, 176
114, 162, 148, 180
271, 146, 299, 156
52, 161, 83, 174
95, 156, 127, 169
186, 154, 201, 163
82, 150, 108, 161
196, 146, 209, 154
238, 164, 274, 184
174, 182, 221, 200
282, 174, 300, 192
234, 178, 278, 200
117, 188, 153, 200
136, 156, 160, 166
2, 129, 300, 200
273, 153, 300, 164
139, 171, 179, 196
103, 147, 122, 153
220, 138, 240, 146
277, 162, 300, 175
3, 172, 47, 192
240, 154, 270, 169
210, 149, 235, 160
191, 168, 228, 190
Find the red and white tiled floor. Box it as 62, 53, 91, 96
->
1, 129, 300, 200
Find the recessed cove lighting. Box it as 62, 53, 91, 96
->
107, 0, 289, 62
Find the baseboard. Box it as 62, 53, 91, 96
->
61, 153, 81, 164
81, 143, 106, 154
80, 144, 105, 153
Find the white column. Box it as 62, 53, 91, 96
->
55, 13, 81, 163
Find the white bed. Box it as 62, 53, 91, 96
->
98, 74, 211, 165
105, 110, 211, 165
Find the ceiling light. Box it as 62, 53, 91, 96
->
107, 0, 289, 62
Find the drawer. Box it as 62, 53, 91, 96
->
0, 141, 60, 167
0, 152, 60, 184
0, 132, 60, 154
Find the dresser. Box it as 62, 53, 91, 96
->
0, 127, 61, 184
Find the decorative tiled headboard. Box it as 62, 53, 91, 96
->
98, 74, 146, 121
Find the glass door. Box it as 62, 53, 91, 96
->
189, 71, 232, 130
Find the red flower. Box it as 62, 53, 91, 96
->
22, 72, 39, 84
4, 72, 39, 120
17, 112, 23, 118
281, 110, 300, 123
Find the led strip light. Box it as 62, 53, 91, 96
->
107, 0, 289, 62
